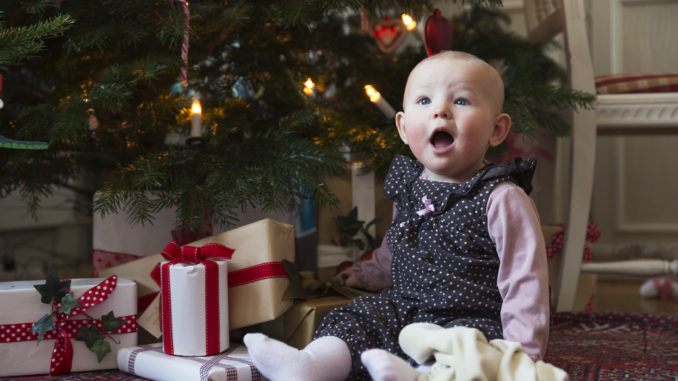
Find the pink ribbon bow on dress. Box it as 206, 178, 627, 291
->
416, 196, 435, 216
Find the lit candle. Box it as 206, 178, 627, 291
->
190, 99, 202, 137
401, 13, 424, 42
364, 85, 396, 119
401, 13, 417, 31
303, 78, 315, 96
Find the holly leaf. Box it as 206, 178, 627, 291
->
58, 293, 82, 314
76, 325, 103, 348
91, 338, 111, 362
33, 267, 71, 304
29, 313, 55, 341
101, 311, 125, 332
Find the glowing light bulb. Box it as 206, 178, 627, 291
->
401, 14, 417, 31
190, 99, 202, 137
364, 85, 381, 103
364, 85, 395, 119
303, 78, 315, 96
191, 99, 202, 115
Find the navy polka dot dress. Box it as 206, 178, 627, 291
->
314, 155, 536, 380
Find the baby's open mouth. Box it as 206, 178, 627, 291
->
431, 131, 454, 148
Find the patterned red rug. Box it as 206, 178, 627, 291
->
546, 312, 678, 380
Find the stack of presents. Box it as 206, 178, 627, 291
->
0, 211, 598, 380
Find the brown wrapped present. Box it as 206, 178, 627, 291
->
102, 218, 295, 335
256, 296, 352, 349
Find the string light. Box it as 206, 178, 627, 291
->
401, 13, 424, 42
303, 78, 315, 96
401, 14, 417, 31
364, 85, 395, 119
190, 99, 202, 138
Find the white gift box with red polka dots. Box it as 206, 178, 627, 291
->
0, 277, 137, 377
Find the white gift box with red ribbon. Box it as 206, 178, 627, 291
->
0, 276, 137, 377
118, 342, 263, 381
158, 242, 233, 356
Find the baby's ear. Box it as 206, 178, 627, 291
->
489, 113, 511, 147
395, 111, 409, 144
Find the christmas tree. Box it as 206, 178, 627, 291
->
0, 1, 593, 231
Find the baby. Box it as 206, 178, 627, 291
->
244, 51, 550, 381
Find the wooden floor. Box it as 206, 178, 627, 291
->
591, 277, 678, 315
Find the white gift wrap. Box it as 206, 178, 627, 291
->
161, 260, 229, 356
0, 277, 137, 377
118, 342, 264, 381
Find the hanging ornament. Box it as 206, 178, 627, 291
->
168, 0, 190, 94
177, 0, 190, 88
360, 5, 369, 33
424, 9, 453, 56
372, 17, 406, 54
0, 73, 48, 150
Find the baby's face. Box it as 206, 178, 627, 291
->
396, 55, 506, 183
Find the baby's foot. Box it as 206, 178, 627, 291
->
361, 348, 419, 381
244, 333, 350, 381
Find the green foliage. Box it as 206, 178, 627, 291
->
58, 293, 82, 314
0, 13, 74, 71
0, 0, 593, 230
101, 311, 126, 332
29, 313, 55, 341
76, 326, 111, 362
29, 267, 122, 363
33, 267, 70, 304
281, 259, 372, 301
334, 206, 383, 251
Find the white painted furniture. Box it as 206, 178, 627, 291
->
523, 0, 678, 311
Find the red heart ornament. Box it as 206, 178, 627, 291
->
372, 17, 406, 53
425, 9, 453, 56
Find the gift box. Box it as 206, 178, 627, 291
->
93, 191, 181, 257
158, 242, 232, 356
543, 223, 598, 312
0, 276, 137, 377
256, 296, 351, 349
103, 218, 295, 336
118, 342, 264, 381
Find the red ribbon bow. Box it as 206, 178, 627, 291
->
161, 241, 235, 264
157, 241, 234, 355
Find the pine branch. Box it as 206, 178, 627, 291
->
0, 14, 74, 71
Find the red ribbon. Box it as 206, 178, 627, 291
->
546, 222, 600, 263
159, 242, 234, 355
0, 276, 138, 376
52, 275, 121, 375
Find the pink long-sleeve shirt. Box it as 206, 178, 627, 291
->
347, 181, 550, 361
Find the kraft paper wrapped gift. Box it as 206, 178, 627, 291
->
0, 276, 137, 377
103, 218, 295, 335
118, 342, 264, 381
158, 242, 232, 356
257, 296, 351, 349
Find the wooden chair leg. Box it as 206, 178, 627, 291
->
555, 109, 597, 312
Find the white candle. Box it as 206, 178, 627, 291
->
401, 13, 425, 42
190, 99, 202, 137
364, 85, 396, 119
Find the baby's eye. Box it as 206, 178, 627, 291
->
454, 98, 469, 106
417, 97, 431, 105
